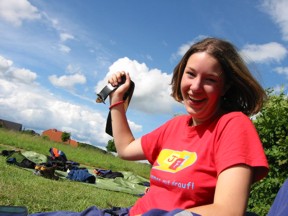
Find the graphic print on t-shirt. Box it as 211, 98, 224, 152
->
153, 149, 197, 173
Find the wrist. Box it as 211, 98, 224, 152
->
109, 94, 124, 105
109, 100, 125, 110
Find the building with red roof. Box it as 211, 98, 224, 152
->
42, 129, 78, 147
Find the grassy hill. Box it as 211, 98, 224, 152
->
0, 129, 151, 214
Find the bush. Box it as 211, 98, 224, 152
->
248, 89, 288, 215
61, 131, 71, 142
106, 139, 117, 153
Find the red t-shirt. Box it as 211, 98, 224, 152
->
129, 112, 268, 215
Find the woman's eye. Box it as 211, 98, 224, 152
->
187, 72, 196, 77
205, 78, 217, 83
207, 78, 216, 82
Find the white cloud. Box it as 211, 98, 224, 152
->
94, 56, 112, 70
177, 42, 193, 57
60, 33, 74, 42
145, 55, 153, 61
272, 67, 288, 93
262, 0, 288, 41
0, 0, 41, 26
127, 120, 142, 132
10, 68, 37, 83
58, 44, 71, 53
0, 55, 13, 74
274, 66, 288, 79
240, 42, 287, 63
0, 55, 37, 83
49, 73, 86, 89
66, 64, 81, 74
95, 57, 176, 114
171, 35, 207, 60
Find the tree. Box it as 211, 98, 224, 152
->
22, 129, 39, 136
106, 139, 117, 152
248, 89, 288, 215
61, 131, 71, 142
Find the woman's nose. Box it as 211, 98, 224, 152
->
190, 77, 203, 92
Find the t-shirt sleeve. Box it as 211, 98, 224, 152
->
141, 124, 165, 165
141, 117, 180, 164
214, 113, 269, 182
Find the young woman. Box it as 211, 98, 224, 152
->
108, 37, 269, 216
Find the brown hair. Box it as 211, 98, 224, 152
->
171, 37, 267, 116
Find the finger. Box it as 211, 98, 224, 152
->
125, 72, 131, 86
117, 71, 126, 83
108, 73, 120, 86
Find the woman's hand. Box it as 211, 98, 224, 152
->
108, 71, 131, 105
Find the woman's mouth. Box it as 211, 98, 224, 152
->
188, 96, 206, 103
186, 95, 207, 109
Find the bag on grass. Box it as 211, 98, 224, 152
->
34, 164, 59, 180
6, 151, 36, 169
67, 168, 96, 184
0, 205, 28, 216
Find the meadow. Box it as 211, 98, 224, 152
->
0, 129, 151, 214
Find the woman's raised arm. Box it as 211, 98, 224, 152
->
108, 71, 145, 161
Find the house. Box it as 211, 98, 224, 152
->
0, 119, 22, 131
42, 129, 78, 147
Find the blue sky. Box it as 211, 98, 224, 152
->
0, 0, 287, 148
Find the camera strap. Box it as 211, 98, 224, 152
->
96, 80, 135, 136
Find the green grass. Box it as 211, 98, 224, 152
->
0, 129, 151, 214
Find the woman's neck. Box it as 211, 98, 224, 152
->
190, 109, 226, 126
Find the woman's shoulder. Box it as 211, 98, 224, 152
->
166, 112, 251, 127
217, 111, 254, 127
220, 111, 250, 121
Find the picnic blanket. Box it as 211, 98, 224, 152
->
2, 149, 149, 196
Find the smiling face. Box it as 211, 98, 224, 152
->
181, 52, 227, 126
